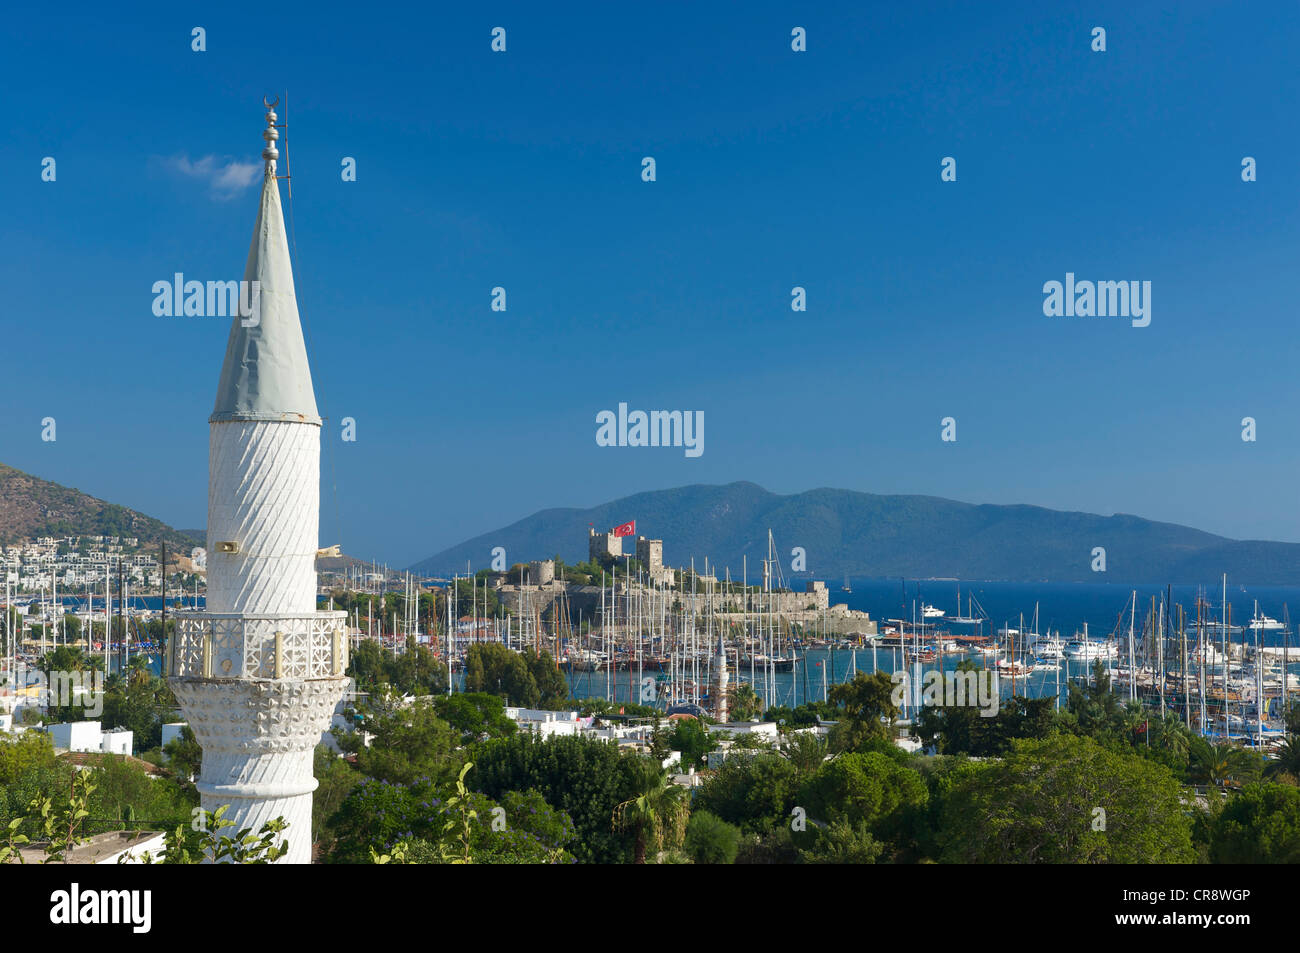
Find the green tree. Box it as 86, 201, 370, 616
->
0, 732, 60, 787
19, 770, 98, 864
0, 734, 70, 839
524, 650, 569, 708
162, 724, 202, 782
327, 774, 440, 864
330, 768, 575, 864
346, 639, 391, 695
683, 809, 740, 864
780, 732, 829, 776
85, 754, 193, 833
938, 734, 1195, 863
312, 745, 360, 856
765, 702, 829, 730
98, 670, 179, 751
1264, 736, 1300, 782
470, 733, 644, 863
728, 683, 763, 721
694, 753, 800, 836
1209, 782, 1300, 863
613, 759, 690, 864
346, 637, 448, 696
797, 819, 885, 864
917, 692, 1055, 757
454, 578, 500, 618
464, 643, 538, 706
1187, 736, 1263, 788
799, 751, 928, 849
389, 636, 449, 696
825, 672, 898, 752
335, 697, 463, 787
654, 717, 715, 771
433, 692, 517, 743
1061, 659, 1131, 742
576, 698, 659, 719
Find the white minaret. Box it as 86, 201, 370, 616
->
168, 100, 348, 864
712, 635, 729, 722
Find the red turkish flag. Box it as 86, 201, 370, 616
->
613, 520, 636, 537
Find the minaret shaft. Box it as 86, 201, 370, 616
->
206, 420, 320, 614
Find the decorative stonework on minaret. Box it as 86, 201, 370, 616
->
168, 100, 347, 864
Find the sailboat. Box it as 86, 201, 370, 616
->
841, 573, 851, 594
950, 588, 983, 625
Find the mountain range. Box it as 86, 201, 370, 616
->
4, 463, 1295, 586
411, 481, 1300, 585
0, 463, 200, 550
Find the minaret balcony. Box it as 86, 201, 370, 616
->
168, 610, 349, 681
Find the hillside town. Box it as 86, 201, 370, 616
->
0, 535, 206, 593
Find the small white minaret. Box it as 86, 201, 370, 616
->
168, 100, 348, 864
712, 635, 729, 722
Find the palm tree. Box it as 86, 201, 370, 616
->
1264, 735, 1300, 781
728, 683, 763, 721
612, 759, 690, 864
1148, 714, 1192, 764
40, 644, 89, 678
125, 654, 151, 689
1188, 735, 1262, 787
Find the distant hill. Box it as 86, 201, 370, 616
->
410, 481, 1300, 585
0, 463, 201, 550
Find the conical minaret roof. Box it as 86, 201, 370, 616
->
211, 102, 319, 424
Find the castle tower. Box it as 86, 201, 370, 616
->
588, 527, 622, 564
712, 634, 729, 722
634, 536, 664, 574
167, 101, 348, 864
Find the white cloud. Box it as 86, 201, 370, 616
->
160, 154, 260, 199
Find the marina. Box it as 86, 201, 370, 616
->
305, 567, 1300, 757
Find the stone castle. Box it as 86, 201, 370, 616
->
486, 526, 873, 633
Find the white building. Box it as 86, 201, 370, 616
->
707, 720, 780, 742
45, 721, 133, 757
502, 706, 661, 748
160, 722, 188, 749
101, 729, 133, 756
504, 707, 591, 739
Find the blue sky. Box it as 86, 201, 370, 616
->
1, 1, 1297, 567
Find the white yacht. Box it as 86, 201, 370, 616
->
1029, 633, 1066, 658
1247, 612, 1285, 632
1064, 635, 1118, 661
